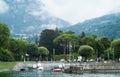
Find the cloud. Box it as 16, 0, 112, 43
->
41, 0, 120, 24
41, 24, 57, 29
0, 0, 9, 14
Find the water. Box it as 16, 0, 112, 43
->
0, 71, 120, 77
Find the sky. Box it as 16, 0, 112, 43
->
0, 0, 120, 24
41, 0, 120, 24
0, 0, 9, 14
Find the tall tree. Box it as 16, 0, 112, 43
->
8, 39, 29, 61
26, 43, 39, 60
80, 31, 85, 38
82, 36, 95, 45
111, 39, 120, 61
0, 24, 10, 48
54, 33, 79, 56
101, 37, 110, 49
95, 38, 105, 60
0, 47, 14, 61
39, 29, 59, 55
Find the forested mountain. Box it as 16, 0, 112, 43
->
1, 0, 120, 40
65, 13, 120, 39
0, 0, 69, 34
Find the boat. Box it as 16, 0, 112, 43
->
38, 66, 44, 70
32, 62, 44, 70
52, 66, 62, 72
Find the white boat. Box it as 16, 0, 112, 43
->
32, 62, 44, 70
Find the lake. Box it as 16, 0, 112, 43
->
0, 71, 120, 77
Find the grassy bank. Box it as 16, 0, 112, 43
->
0, 62, 17, 69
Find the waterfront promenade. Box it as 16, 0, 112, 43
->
64, 62, 120, 73
13, 61, 120, 74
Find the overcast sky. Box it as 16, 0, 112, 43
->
0, 0, 120, 24
41, 0, 120, 24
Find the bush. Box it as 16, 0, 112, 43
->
0, 47, 14, 61
78, 45, 94, 60
54, 54, 69, 61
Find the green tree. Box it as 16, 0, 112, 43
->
38, 46, 49, 60
0, 24, 10, 48
65, 30, 75, 34
101, 37, 110, 49
94, 37, 110, 60
26, 43, 39, 60
95, 38, 105, 60
80, 31, 85, 38
78, 45, 94, 60
82, 36, 95, 45
8, 39, 29, 61
104, 48, 113, 60
39, 29, 59, 55
111, 39, 120, 61
0, 47, 14, 61
54, 33, 79, 55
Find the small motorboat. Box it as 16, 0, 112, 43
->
52, 66, 62, 72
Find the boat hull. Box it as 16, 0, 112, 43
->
53, 69, 62, 72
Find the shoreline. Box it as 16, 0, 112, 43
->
0, 62, 17, 73
64, 62, 120, 74
0, 68, 12, 73
1, 61, 120, 74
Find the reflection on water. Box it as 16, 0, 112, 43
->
0, 71, 120, 77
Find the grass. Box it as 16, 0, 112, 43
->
0, 62, 17, 69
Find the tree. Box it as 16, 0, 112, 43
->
104, 48, 113, 60
65, 30, 75, 34
0, 47, 14, 61
82, 36, 95, 45
26, 43, 39, 60
111, 39, 120, 61
101, 37, 110, 49
80, 31, 85, 38
38, 46, 49, 60
78, 45, 94, 60
0, 24, 10, 48
0, 24, 14, 61
94, 38, 105, 60
54, 33, 79, 60
8, 39, 29, 61
39, 29, 59, 55
94, 37, 110, 60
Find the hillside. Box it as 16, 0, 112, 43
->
65, 13, 120, 39
0, 0, 69, 34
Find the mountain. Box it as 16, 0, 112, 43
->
65, 13, 120, 39
0, 0, 70, 34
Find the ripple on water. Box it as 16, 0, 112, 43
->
1, 71, 120, 77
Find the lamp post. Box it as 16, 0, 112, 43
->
23, 53, 29, 62
69, 43, 72, 62
113, 48, 114, 62
25, 53, 29, 61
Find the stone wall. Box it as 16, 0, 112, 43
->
64, 62, 120, 74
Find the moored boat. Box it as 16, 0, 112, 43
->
53, 68, 62, 72
52, 65, 63, 72
32, 62, 44, 70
